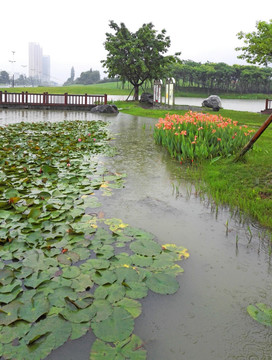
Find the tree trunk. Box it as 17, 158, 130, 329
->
134, 84, 139, 101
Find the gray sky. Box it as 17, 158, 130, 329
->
1, 0, 271, 84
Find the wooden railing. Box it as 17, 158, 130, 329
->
261, 99, 272, 114
0, 91, 107, 109
264, 99, 272, 111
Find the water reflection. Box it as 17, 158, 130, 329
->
2, 110, 272, 360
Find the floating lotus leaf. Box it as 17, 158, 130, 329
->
61, 266, 81, 279
0, 286, 22, 304
93, 270, 117, 286
123, 226, 154, 240
0, 279, 21, 293
115, 298, 142, 319
94, 283, 125, 304
162, 244, 190, 260
125, 282, 149, 300
0, 320, 29, 344
0, 210, 11, 220
48, 286, 77, 308
90, 334, 146, 360
3, 315, 72, 360
60, 303, 96, 323
71, 273, 94, 292
104, 218, 128, 233
0, 268, 14, 286
0, 300, 22, 325
23, 271, 51, 289
90, 339, 116, 360
130, 254, 153, 267
115, 267, 139, 283
22, 249, 47, 271
92, 299, 113, 322
72, 247, 91, 260
91, 307, 134, 342
95, 244, 115, 259
247, 303, 272, 326
72, 292, 94, 309
70, 321, 91, 340
19, 292, 50, 323
57, 251, 80, 265
130, 239, 162, 257
146, 273, 179, 295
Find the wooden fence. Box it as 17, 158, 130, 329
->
262, 98, 272, 114
0, 91, 107, 110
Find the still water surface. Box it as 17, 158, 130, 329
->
108, 95, 266, 113
1, 109, 271, 360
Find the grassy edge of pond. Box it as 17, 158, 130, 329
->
115, 100, 272, 230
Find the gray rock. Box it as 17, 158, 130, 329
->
202, 95, 222, 111
90, 104, 118, 114
140, 92, 153, 104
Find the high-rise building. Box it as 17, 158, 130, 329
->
28, 42, 50, 83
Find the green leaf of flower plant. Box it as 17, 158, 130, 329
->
146, 273, 179, 295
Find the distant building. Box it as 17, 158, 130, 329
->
28, 42, 50, 83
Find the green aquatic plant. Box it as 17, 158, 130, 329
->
0, 120, 189, 359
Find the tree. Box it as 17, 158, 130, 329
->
102, 21, 180, 100
236, 19, 272, 66
0, 71, 10, 84
74, 68, 100, 85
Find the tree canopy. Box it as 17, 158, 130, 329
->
236, 19, 272, 66
102, 21, 180, 100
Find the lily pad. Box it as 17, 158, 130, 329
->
247, 303, 272, 326
146, 273, 179, 295
130, 239, 162, 257
91, 307, 134, 342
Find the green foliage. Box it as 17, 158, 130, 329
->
247, 303, 272, 326
102, 21, 179, 99
236, 19, 272, 66
0, 120, 189, 359
153, 111, 252, 162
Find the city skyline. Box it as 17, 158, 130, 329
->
28, 42, 50, 83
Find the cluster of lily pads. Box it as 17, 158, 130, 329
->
0, 120, 189, 359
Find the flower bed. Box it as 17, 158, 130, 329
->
154, 111, 254, 162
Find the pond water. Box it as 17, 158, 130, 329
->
1, 109, 272, 360
108, 95, 267, 113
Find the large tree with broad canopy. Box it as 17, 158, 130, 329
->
236, 19, 272, 66
101, 21, 180, 100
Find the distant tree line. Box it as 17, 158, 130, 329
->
64, 67, 100, 85
169, 60, 272, 94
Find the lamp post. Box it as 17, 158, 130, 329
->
21, 65, 27, 86
8, 51, 16, 87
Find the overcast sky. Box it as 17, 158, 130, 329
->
1, 0, 271, 84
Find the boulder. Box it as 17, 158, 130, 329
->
202, 95, 222, 111
140, 92, 153, 104
90, 104, 118, 114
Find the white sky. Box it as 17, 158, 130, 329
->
1, 0, 271, 84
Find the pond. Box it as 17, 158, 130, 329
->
1, 109, 271, 360
108, 95, 267, 113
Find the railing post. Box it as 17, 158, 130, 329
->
85, 93, 88, 106
0, 91, 2, 104
104, 94, 107, 105
22, 92, 24, 104
5, 91, 7, 103
64, 93, 68, 105
265, 98, 269, 111
25, 91, 28, 104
